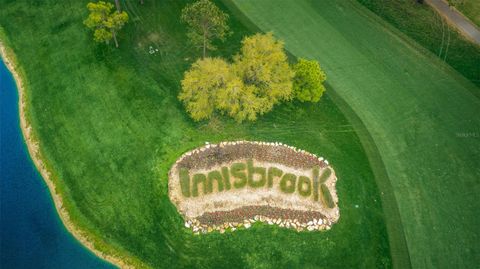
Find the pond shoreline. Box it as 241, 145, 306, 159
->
0, 41, 132, 269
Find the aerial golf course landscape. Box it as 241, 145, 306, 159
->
0, 0, 479, 268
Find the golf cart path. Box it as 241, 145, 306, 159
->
425, 0, 480, 45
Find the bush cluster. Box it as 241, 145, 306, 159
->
179, 33, 327, 122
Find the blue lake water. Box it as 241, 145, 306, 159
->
0, 59, 115, 269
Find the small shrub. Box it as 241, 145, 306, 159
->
207, 170, 224, 193
297, 176, 312, 197
192, 173, 207, 197
179, 168, 191, 197
280, 173, 297, 193
221, 166, 232, 190
267, 167, 284, 188
230, 162, 247, 188
319, 168, 332, 183
247, 159, 267, 188
293, 58, 326, 102
312, 166, 320, 201
321, 184, 335, 208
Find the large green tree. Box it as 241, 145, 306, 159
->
293, 58, 327, 102
84, 1, 129, 48
179, 33, 294, 122
179, 57, 232, 121
232, 32, 294, 116
181, 0, 229, 58
216, 80, 262, 122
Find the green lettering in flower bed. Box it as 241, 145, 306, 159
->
231, 163, 247, 189
207, 170, 224, 193
179, 168, 191, 198
297, 176, 312, 197
319, 168, 332, 183
176, 161, 336, 204
267, 167, 283, 188
221, 166, 231, 190
247, 159, 267, 188
170, 143, 340, 237
280, 173, 297, 194
321, 184, 335, 208
312, 166, 319, 201
192, 173, 207, 197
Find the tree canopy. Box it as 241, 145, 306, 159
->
179, 57, 232, 121
179, 33, 295, 122
233, 32, 294, 114
181, 0, 229, 58
84, 1, 129, 48
293, 59, 327, 102
216, 80, 262, 122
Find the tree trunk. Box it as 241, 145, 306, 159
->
115, 0, 121, 12
140, 0, 144, 4
112, 30, 119, 48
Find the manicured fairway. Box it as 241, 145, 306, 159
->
0, 0, 391, 268
357, 0, 480, 91
227, 0, 480, 268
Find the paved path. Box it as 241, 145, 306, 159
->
425, 0, 480, 45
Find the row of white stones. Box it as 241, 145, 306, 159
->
184, 215, 333, 235
175, 140, 329, 166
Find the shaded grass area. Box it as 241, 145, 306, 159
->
227, 0, 480, 268
357, 0, 480, 93
446, 0, 480, 27
0, 0, 390, 268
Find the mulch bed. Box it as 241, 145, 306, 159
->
197, 205, 326, 226
177, 141, 327, 171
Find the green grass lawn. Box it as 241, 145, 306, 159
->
226, 0, 480, 268
357, 0, 480, 92
0, 0, 391, 268
447, 0, 480, 27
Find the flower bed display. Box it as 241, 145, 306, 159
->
168, 141, 340, 234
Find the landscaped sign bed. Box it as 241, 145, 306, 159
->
168, 141, 340, 234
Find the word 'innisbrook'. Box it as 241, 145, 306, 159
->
168, 141, 340, 234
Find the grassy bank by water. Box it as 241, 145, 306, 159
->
0, 0, 390, 268
227, 0, 480, 268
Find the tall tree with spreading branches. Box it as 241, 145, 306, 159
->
181, 0, 230, 58
84, 1, 129, 48
232, 32, 294, 115
179, 57, 232, 121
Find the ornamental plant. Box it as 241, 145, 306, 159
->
84, 1, 129, 48
293, 58, 327, 102
181, 0, 230, 58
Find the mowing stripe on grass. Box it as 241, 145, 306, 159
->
227, 0, 480, 268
